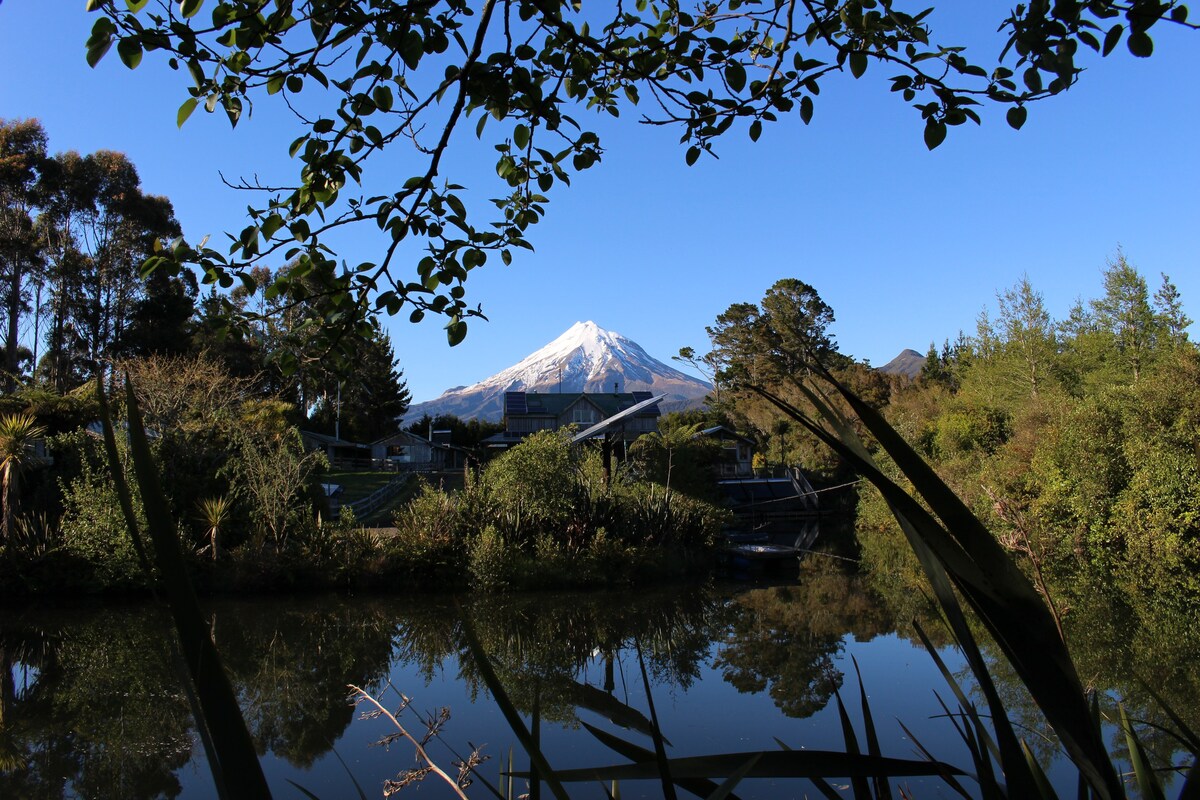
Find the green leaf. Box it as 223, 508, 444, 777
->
724, 62, 746, 93
513, 124, 530, 150
1127, 31, 1153, 58
799, 95, 813, 124
1102, 24, 1124, 56
85, 25, 114, 68
372, 85, 394, 112
1023, 66, 1043, 93
685, 146, 700, 166
177, 97, 199, 128
266, 73, 286, 95
179, 0, 203, 19
748, 119, 762, 142
923, 119, 946, 150
126, 0, 150, 12
849, 52, 867, 79
1006, 105, 1027, 130
117, 37, 143, 69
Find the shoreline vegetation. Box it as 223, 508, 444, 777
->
0, 263, 1196, 795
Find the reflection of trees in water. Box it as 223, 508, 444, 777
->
0, 587, 730, 797
714, 559, 900, 718
0, 598, 400, 798
0, 608, 193, 799
976, 579, 1200, 775
213, 597, 398, 768
387, 587, 729, 725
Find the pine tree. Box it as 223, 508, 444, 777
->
1153, 272, 1192, 347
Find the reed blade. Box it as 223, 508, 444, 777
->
582, 721, 739, 800
1120, 705, 1166, 800
511, 750, 967, 782
116, 377, 271, 799
457, 604, 570, 800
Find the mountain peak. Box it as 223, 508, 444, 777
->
404, 322, 712, 422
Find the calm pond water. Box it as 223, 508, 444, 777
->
1, 557, 1197, 799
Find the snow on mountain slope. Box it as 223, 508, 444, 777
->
404, 321, 712, 422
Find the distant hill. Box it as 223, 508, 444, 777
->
404, 321, 713, 423
878, 348, 925, 380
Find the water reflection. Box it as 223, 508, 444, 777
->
0, 562, 1196, 798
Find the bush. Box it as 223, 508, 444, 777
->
58, 435, 149, 592
467, 525, 514, 591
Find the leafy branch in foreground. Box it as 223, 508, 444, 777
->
81, 1, 1196, 351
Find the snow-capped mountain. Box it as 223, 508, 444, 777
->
405, 321, 712, 422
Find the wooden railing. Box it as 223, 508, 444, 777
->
345, 474, 413, 520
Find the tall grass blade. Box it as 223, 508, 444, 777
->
327, 744, 370, 800
754, 376, 1121, 798
582, 721, 741, 800
1138, 679, 1200, 753
1021, 739, 1058, 800
285, 781, 324, 800
833, 689, 871, 799
897, 719, 973, 799
752, 384, 1037, 796
815, 369, 1122, 797
912, 621, 1000, 765
457, 605, 571, 800
97, 379, 231, 800
852, 657, 894, 800
1120, 704, 1166, 800
94, 378, 153, 575
120, 377, 272, 800
1178, 759, 1200, 800
516, 750, 968, 782
635, 639, 678, 800
705, 753, 761, 800
563, 678, 664, 743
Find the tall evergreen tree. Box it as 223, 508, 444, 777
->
996, 275, 1056, 399
1091, 251, 1159, 382
309, 325, 411, 442
1153, 272, 1192, 347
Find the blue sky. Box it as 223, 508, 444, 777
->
2, 3, 1197, 403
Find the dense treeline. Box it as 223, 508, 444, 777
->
0, 118, 411, 437
692, 259, 1196, 599
860, 254, 1198, 598
0, 119, 416, 593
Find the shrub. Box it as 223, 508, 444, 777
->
467, 525, 514, 591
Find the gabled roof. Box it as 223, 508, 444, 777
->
697, 425, 756, 445
300, 430, 370, 450
371, 429, 434, 447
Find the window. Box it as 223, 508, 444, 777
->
572, 405, 600, 425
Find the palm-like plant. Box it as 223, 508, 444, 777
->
0, 413, 47, 544
197, 495, 234, 561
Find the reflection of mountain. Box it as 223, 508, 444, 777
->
406, 321, 712, 422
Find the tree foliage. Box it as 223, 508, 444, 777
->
856, 253, 1200, 599
80, 0, 1199, 354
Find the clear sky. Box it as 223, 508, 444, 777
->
2, 3, 1197, 403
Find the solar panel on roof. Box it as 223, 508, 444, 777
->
505, 392, 527, 415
